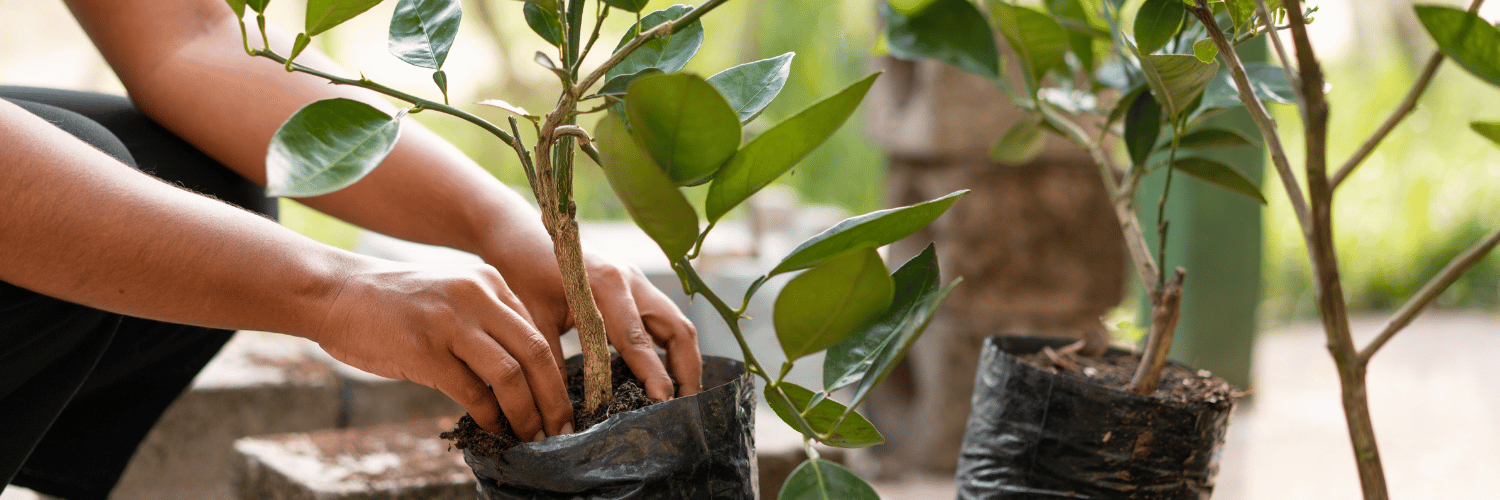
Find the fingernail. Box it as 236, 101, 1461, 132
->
533, 430, 547, 442
561, 422, 574, 435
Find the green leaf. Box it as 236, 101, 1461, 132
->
778, 459, 880, 500
1193, 38, 1218, 63
523, 2, 563, 47
989, 1, 1070, 83
226, 0, 248, 17
769, 190, 966, 277
1200, 63, 1296, 110
1134, 0, 1185, 55
774, 248, 894, 362
625, 73, 741, 186
1140, 53, 1219, 119
1176, 127, 1256, 149
1222, 0, 1257, 30
601, 0, 650, 13
388, 0, 461, 70
598, 68, 663, 96
882, 0, 1000, 80
306, 0, 385, 36
1473, 121, 1500, 146
1123, 89, 1163, 167
604, 5, 705, 84
1415, 5, 1500, 88
705, 73, 879, 223
824, 244, 943, 392
840, 275, 957, 409
266, 98, 404, 198
888, 0, 940, 15
248, 0, 270, 13
1171, 157, 1266, 203
593, 112, 701, 262
990, 112, 1046, 165
707, 53, 795, 123
765, 383, 883, 448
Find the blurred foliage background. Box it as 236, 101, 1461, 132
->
2, 0, 1497, 325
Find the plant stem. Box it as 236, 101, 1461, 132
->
1280, 2, 1389, 498
249, 50, 519, 148
1252, 0, 1300, 93
1037, 105, 1161, 298
1129, 268, 1185, 394
672, 259, 767, 378
1359, 227, 1500, 365
1332, 0, 1487, 189
577, 0, 731, 92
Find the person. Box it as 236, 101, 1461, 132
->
0, 0, 704, 497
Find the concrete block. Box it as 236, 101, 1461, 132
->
111, 331, 342, 500
234, 419, 473, 500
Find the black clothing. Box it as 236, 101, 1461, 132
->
1, 87, 276, 499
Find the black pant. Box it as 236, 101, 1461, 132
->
0, 87, 278, 499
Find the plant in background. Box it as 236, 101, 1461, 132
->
229, 0, 964, 497
882, 0, 1276, 395
888, 0, 1500, 498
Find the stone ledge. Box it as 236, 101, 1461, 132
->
234, 419, 474, 500
111, 332, 342, 500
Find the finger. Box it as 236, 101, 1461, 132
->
429, 359, 505, 435
479, 268, 575, 436
593, 271, 675, 401
452, 338, 546, 442
635, 281, 703, 397
531, 309, 567, 371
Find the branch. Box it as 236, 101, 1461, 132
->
1331, 0, 1487, 189
1192, 3, 1312, 231
1358, 227, 1500, 365
1129, 268, 1185, 395
577, 0, 731, 92
1038, 104, 1160, 297
1253, 0, 1300, 91
249, 49, 518, 148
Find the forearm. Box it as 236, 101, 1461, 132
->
65, 0, 547, 262
0, 99, 358, 337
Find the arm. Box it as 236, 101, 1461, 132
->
62, 0, 702, 397
0, 99, 567, 438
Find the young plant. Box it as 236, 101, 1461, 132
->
232, 0, 964, 497
881, 0, 1275, 394
892, 0, 1500, 498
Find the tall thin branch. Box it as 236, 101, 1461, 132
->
1359, 227, 1500, 365
1332, 0, 1487, 189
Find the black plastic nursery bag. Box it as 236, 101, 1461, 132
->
464, 356, 756, 500
956, 336, 1233, 500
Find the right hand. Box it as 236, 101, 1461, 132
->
310, 259, 573, 441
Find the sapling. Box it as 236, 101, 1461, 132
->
882, 0, 1274, 394
890, 0, 1500, 498
232, 0, 963, 497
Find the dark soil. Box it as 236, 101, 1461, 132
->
440, 356, 666, 459
1016, 346, 1237, 407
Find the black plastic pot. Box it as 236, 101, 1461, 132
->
956, 336, 1233, 500
462, 355, 756, 500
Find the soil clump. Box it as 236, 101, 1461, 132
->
1017, 344, 1236, 407
441, 357, 666, 459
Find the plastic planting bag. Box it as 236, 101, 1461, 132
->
463, 356, 755, 500
957, 336, 1232, 500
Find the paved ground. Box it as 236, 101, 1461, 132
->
5, 311, 1496, 500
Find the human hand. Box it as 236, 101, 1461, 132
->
494, 244, 703, 402
311, 259, 573, 440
